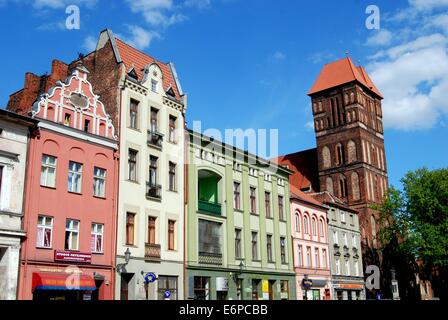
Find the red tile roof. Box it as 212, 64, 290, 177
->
308, 57, 383, 98
309, 191, 358, 214
290, 184, 326, 208
114, 38, 181, 100
272, 148, 319, 192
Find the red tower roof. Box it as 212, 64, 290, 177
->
308, 57, 383, 98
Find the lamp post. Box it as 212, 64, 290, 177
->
117, 248, 131, 274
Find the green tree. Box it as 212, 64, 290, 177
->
374, 168, 448, 300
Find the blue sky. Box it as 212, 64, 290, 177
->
0, 0, 447, 188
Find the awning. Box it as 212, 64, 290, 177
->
32, 273, 96, 291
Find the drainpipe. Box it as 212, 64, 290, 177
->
183, 115, 188, 300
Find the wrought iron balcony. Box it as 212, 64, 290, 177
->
145, 243, 161, 262
198, 199, 222, 215
146, 182, 162, 199
147, 130, 164, 148
198, 252, 223, 265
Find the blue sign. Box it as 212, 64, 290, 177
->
164, 290, 171, 299
144, 272, 157, 284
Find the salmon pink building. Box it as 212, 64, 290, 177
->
290, 185, 331, 300
17, 63, 118, 300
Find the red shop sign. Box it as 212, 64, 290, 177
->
54, 250, 92, 264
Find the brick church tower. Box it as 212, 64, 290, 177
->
307, 57, 388, 258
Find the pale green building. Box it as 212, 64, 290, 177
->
186, 130, 296, 300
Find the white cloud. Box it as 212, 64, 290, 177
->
117, 25, 161, 50
185, 0, 211, 9
367, 8, 448, 130
305, 121, 315, 131
366, 29, 393, 46
83, 35, 97, 52
409, 0, 448, 11
270, 51, 286, 62
125, 0, 186, 28
33, 0, 97, 9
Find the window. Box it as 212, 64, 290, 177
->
306, 247, 311, 267
339, 176, 348, 198
36, 216, 53, 248
250, 187, 257, 214
130, 99, 139, 129
40, 155, 57, 188
91, 223, 104, 253
322, 249, 327, 268
93, 167, 106, 197
312, 218, 317, 236
352, 234, 357, 248
169, 115, 176, 143
333, 230, 339, 245
68, 161, 83, 193
303, 215, 309, 234
265, 192, 271, 218
341, 211, 346, 223
314, 248, 320, 268
168, 220, 175, 250
64, 113, 71, 126
251, 232, 258, 260
354, 261, 359, 276
150, 108, 158, 132
297, 245, 303, 266
84, 119, 90, 133
158, 276, 178, 300
336, 259, 341, 275
251, 279, 260, 300
350, 214, 354, 225
280, 281, 289, 300
343, 233, 348, 247
267, 235, 273, 262
128, 149, 138, 181
233, 182, 241, 210
151, 79, 158, 93
149, 156, 158, 186
65, 219, 79, 251
235, 229, 242, 259
148, 216, 156, 244
168, 162, 176, 191
198, 220, 222, 255
280, 237, 286, 264
194, 277, 210, 300
319, 220, 324, 238
126, 212, 135, 245
278, 196, 284, 220
295, 213, 300, 232
336, 143, 345, 165
345, 260, 350, 276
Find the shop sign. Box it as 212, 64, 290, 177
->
333, 283, 364, 290
144, 272, 157, 284
216, 277, 229, 291
54, 251, 91, 264
302, 278, 313, 289
164, 291, 171, 299
262, 280, 269, 293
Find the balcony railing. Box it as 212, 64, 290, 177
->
198, 252, 223, 265
198, 199, 222, 215
145, 243, 161, 262
146, 183, 162, 199
147, 130, 164, 148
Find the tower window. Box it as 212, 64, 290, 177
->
336, 143, 345, 165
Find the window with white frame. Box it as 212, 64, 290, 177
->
298, 245, 303, 266
65, 219, 80, 250
354, 261, 359, 276
341, 210, 346, 223
295, 213, 300, 232
322, 249, 327, 268
333, 230, 339, 245
93, 167, 106, 197
36, 216, 53, 248
68, 161, 83, 193
345, 260, 351, 276
314, 248, 319, 268
343, 233, 348, 247
40, 155, 57, 188
336, 259, 341, 275
151, 79, 158, 93
91, 223, 104, 253
306, 247, 311, 267
319, 220, 324, 237
352, 234, 357, 248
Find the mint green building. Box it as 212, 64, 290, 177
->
186, 130, 296, 300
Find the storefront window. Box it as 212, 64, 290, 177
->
194, 277, 210, 300
158, 276, 178, 300
251, 279, 260, 300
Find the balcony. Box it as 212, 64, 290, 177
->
147, 130, 163, 148
198, 252, 223, 265
198, 199, 222, 215
146, 183, 162, 200
145, 243, 161, 262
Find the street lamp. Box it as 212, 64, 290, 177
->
117, 248, 131, 274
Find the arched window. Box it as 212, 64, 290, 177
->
336, 143, 345, 165
339, 175, 348, 198
319, 219, 325, 238
326, 177, 334, 195
322, 146, 331, 168
350, 92, 355, 103
351, 172, 360, 201
295, 212, 301, 232
347, 140, 357, 163
303, 215, 309, 234
312, 217, 317, 236
371, 215, 377, 246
